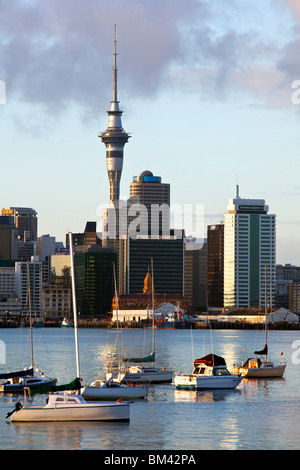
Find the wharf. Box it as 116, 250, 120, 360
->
1, 320, 299, 329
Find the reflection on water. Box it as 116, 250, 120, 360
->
174, 388, 242, 403
0, 328, 300, 450
12, 420, 130, 450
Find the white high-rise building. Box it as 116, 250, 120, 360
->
223, 186, 276, 309
15, 258, 42, 316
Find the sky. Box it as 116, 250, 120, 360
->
0, 0, 300, 264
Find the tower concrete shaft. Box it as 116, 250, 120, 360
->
99, 23, 130, 204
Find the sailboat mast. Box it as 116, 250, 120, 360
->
151, 258, 155, 362
69, 232, 80, 379
113, 262, 120, 368
27, 261, 34, 369
265, 262, 268, 360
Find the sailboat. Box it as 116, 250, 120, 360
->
5, 233, 130, 422
106, 259, 173, 384
232, 264, 287, 379
82, 263, 148, 400
0, 262, 57, 393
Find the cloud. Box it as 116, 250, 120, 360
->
0, 0, 299, 124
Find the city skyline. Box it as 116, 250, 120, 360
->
1, 1, 300, 264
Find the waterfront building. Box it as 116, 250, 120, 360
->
130, 171, 170, 236
127, 232, 184, 295
289, 282, 300, 315
74, 245, 117, 318
223, 185, 276, 309
15, 257, 42, 316
36, 234, 56, 262
207, 224, 224, 309
1, 207, 37, 241
50, 253, 71, 281
0, 262, 15, 297
277, 264, 300, 281
99, 24, 130, 204
42, 284, 71, 320
112, 293, 187, 323
276, 264, 300, 308
0, 216, 18, 261
184, 239, 207, 311
66, 222, 101, 250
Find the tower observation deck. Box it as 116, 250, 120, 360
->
99, 24, 130, 204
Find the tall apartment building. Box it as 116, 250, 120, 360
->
207, 224, 224, 309
15, 257, 42, 316
223, 186, 276, 309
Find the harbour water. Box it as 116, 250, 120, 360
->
0, 326, 299, 450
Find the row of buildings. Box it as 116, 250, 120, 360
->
1, 27, 299, 323
0, 196, 299, 322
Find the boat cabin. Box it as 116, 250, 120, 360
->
46, 392, 86, 407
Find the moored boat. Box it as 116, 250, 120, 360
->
7, 392, 129, 422
0, 373, 57, 393
174, 354, 243, 390
107, 365, 173, 384
232, 264, 287, 379
82, 378, 147, 400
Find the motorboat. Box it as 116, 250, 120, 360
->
6, 391, 129, 422
61, 317, 73, 328
106, 365, 173, 384
173, 354, 243, 390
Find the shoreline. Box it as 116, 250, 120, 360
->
1, 320, 299, 330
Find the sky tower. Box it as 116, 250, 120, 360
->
99, 24, 130, 204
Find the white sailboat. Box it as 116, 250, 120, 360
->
5, 233, 130, 422
174, 354, 243, 390
232, 264, 287, 379
82, 263, 148, 400
106, 258, 173, 384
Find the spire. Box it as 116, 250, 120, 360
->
113, 22, 118, 103
99, 23, 130, 204
236, 174, 240, 199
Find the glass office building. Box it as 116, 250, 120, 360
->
224, 187, 276, 309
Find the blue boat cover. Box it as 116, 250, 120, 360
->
0, 368, 34, 380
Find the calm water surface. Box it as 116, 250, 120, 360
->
0, 326, 299, 450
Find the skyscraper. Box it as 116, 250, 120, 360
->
130, 170, 170, 235
223, 185, 276, 309
207, 224, 224, 308
1, 207, 37, 241
99, 24, 130, 204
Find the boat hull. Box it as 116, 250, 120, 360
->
235, 364, 286, 378
109, 370, 173, 384
82, 385, 148, 400
0, 378, 57, 393
174, 374, 243, 390
10, 402, 130, 422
